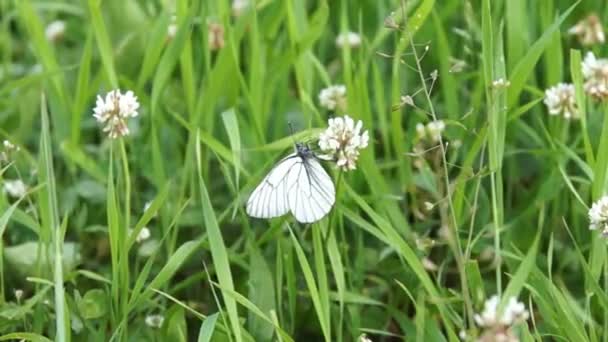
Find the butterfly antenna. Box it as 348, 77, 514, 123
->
287, 121, 298, 149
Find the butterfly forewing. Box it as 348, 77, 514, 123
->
246, 154, 299, 219
247, 152, 336, 223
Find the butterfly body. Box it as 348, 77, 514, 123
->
246, 143, 336, 223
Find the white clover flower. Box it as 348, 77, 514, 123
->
167, 16, 177, 40
45, 20, 66, 42
1, 140, 19, 164
582, 52, 608, 100
318, 115, 369, 171
417, 120, 445, 143
14, 289, 23, 301
232, 0, 249, 17
208, 22, 225, 51
492, 78, 511, 89
93, 89, 140, 139
474, 295, 528, 328
543, 83, 578, 119
318, 85, 347, 111
569, 14, 605, 46
336, 31, 362, 48
145, 314, 164, 328
589, 195, 608, 235
358, 334, 373, 342
136, 227, 151, 243
3, 179, 27, 198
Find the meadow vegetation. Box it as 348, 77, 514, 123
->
1, 0, 608, 341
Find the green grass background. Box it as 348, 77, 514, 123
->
1, 0, 608, 341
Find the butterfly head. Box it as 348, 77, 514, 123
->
295, 142, 314, 159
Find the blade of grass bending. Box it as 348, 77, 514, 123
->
506, 2, 578, 108
87, 0, 118, 87
195, 130, 243, 342
198, 313, 219, 342
569, 49, 593, 165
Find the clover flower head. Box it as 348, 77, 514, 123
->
145, 314, 164, 328
589, 195, 608, 235
543, 83, 578, 119
45, 20, 66, 42
3, 179, 27, 198
474, 295, 529, 328
318, 85, 347, 111
232, 0, 250, 17
93, 89, 140, 139
137, 227, 151, 243
167, 16, 177, 40
1, 140, 20, 164
569, 14, 605, 46
318, 115, 369, 171
336, 31, 362, 48
417, 120, 445, 143
582, 52, 608, 100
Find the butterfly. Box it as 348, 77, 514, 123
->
246, 142, 336, 223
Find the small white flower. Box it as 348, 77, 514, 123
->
589, 195, 608, 235
232, 0, 249, 17
358, 334, 373, 342
1, 140, 19, 164
92, 89, 140, 139
167, 16, 177, 40
136, 227, 151, 243
474, 295, 528, 328
145, 314, 164, 328
582, 52, 608, 100
318, 115, 369, 171
3, 179, 27, 198
417, 120, 445, 143
14, 289, 23, 301
318, 85, 347, 111
543, 83, 578, 119
45, 20, 66, 42
492, 78, 511, 89
569, 14, 605, 46
336, 31, 362, 48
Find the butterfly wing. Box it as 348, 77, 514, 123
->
246, 153, 300, 219
286, 157, 336, 223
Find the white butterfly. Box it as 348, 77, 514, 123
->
246, 143, 336, 223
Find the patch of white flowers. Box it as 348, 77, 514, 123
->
45, 20, 66, 43
569, 14, 605, 46
3, 179, 27, 198
474, 295, 529, 342
128, 227, 151, 243
1, 140, 19, 164
416, 120, 445, 143
318, 85, 347, 111
318, 115, 369, 171
93, 89, 140, 139
144, 314, 164, 328
589, 195, 608, 235
543, 83, 578, 119
232, 0, 249, 17
582, 52, 608, 101
336, 31, 361, 48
